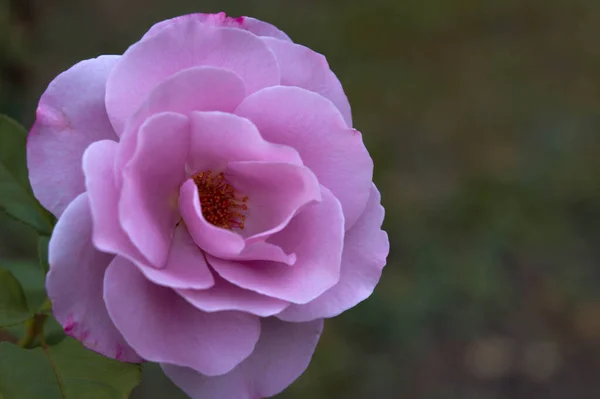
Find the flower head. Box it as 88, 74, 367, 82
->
28, 12, 389, 399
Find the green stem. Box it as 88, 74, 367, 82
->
18, 313, 47, 348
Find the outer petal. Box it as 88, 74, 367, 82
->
235, 86, 372, 230
106, 19, 280, 133
178, 273, 289, 317
46, 193, 141, 362
28, 55, 119, 217
262, 37, 352, 127
278, 184, 389, 322
162, 318, 323, 399
120, 112, 189, 267
187, 111, 301, 173
83, 140, 147, 265
209, 187, 344, 304
103, 257, 260, 376
136, 224, 215, 290
141, 13, 292, 42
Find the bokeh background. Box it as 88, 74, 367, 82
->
2, 0, 600, 398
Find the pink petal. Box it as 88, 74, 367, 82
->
83, 140, 147, 265
162, 317, 323, 399
179, 178, 294, 265
209, 186, 344, 304
179, 178, 294, 262
262, 37, 352, 127
106, 20, 280, 134
277, 184, 389, 322
113, 66, 245, 190
27, 55, 119, 217
46, 193, 141, 362
179, 178, 246, 258
224, 161, 321, 239
187, 111, 301, 173
141, 13, 292, 42
135, 224, 215, 290
180, 159, 323, 266
177, 276, 289, 317
178, 273, 289, 317
120, 112, 189, 268
235, 86, 373, 230
103, 257, 260, 376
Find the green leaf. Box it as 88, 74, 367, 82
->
0, 267, 31, 327
0, 116, 29, 190
38, 236, 50, 274
0, 115, 53, 235
2, 260, 46, 311
0, 338, 142, 399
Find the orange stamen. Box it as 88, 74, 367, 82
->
192, 171, 248, 230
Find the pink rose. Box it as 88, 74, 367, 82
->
28, 12, 389, 399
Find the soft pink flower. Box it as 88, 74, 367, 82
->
28, 12, 389, 399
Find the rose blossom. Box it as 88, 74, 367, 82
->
27, 12, 389, 399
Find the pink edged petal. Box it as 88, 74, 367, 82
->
224, 161, 321, 239
135, 224, 215, 290
179, 178, 246, 258
262, 37, 352, 127
120, 112, 189, 268
235, 86, 373, 230
83, 140, 147, 265
46, 193, 141, 362
141, 13, 292, 42
103, 257, 260, 376
187, 111, 301, 173
278, 184, 389, 322
106, 19, 280, 133
162, 317, 323, 399
178, 273, 289, 317
28, 55, 119, 217
209, 186, 344, 304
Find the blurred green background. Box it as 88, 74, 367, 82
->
2, 0, 600, 398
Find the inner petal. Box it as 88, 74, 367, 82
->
187, 169, 293, 264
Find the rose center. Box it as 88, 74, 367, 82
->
192, 171, 248, 230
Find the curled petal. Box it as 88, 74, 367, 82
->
236, 86, 372, 230
83, 140, 147, 265
120, 112, 189, 268
278, 184, 389, 321
224, 161, 321, 240
209, 186, 344, 304
187, 111, 301, 173
179, 178, 246, 259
